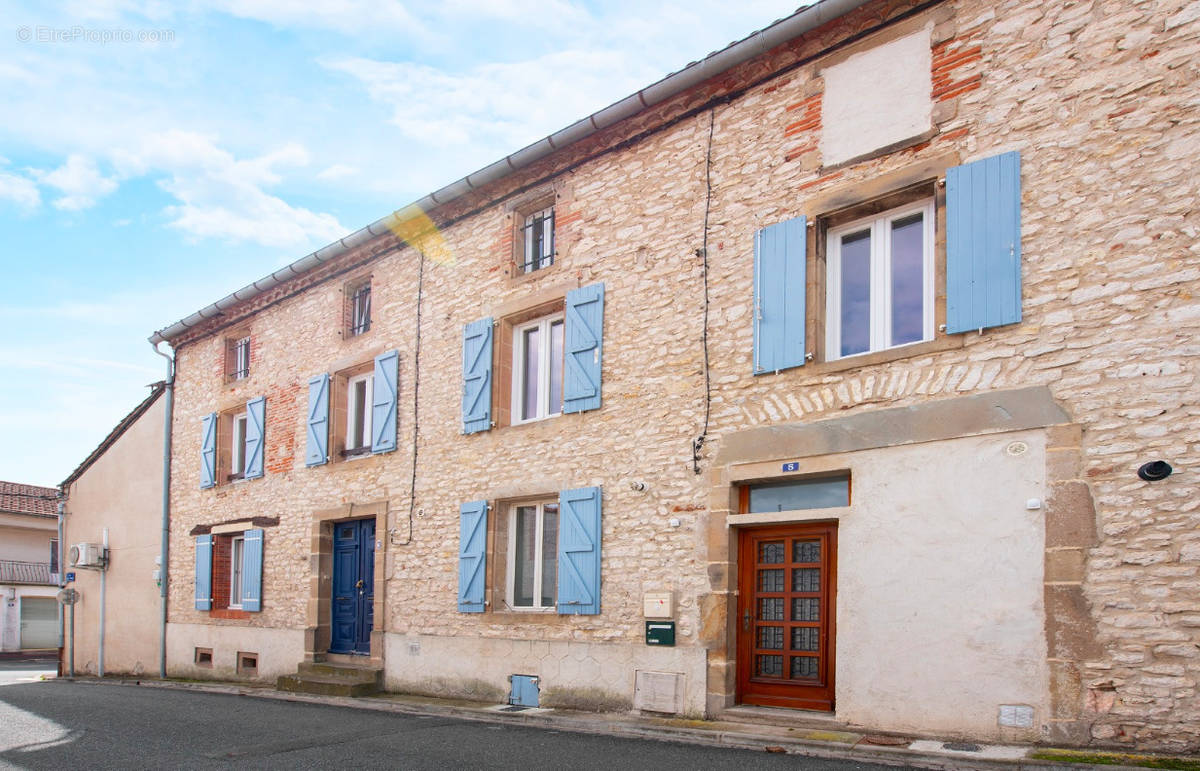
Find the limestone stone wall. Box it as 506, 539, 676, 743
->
165, 0, 1199, 750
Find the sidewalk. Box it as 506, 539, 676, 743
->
61, 676, 1198, 771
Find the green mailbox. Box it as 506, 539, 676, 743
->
645, 620, 676, 646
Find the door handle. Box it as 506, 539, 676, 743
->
355, 579, 364, 589
743, 608, 751, 632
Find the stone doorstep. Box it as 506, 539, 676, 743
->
295, 661, 383, 683
68, 679, 1196, 771
277, 662, 383, 697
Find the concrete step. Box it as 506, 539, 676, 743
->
717, 705, 850, 732
296, 661, 382, 683
276, 672, 381, 697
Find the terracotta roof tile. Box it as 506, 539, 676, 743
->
0, 480, 58, 517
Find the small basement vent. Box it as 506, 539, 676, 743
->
634, 670, 683, 714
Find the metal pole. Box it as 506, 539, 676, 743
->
99, 527, 107, 677
68, 599, 75, 677
152, 344, 175, 680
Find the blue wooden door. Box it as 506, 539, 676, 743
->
331, 519, 375, 654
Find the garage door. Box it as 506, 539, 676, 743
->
20, 597, 58, 649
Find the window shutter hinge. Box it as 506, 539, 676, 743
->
938, 324, 947, 333
805, 352, 814, 361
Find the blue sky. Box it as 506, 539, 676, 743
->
0, 0, 806, 486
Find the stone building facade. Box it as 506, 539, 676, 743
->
154, 0, 1199, 752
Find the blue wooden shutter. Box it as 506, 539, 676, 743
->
372, 350, 399, 453
199, 412, 217, 489
753, 215, 807, 374
244, 396, 265, 479
458, 500, 488, 612
306, 373, 330, 466
946, 151, 1022, 333
462, 318, 493, 434
241, 528, 264, 612
557, 486, 601, 615
194, 535, 212, 610
563, 283, 605, 413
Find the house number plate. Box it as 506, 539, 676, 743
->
782, 462, 800, 472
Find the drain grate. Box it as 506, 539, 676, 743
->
499, 705, 531, 712
943, 742, 982, 752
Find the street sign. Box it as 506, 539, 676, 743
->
66, 571, 75, 582
57, 588, 80, 605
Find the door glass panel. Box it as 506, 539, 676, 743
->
759, 597, 784, 621
747, 475, 849, 513
792, 567, 820, 593
792, 597, 820, 622
791, 656, 819, 679
759, 569, 785, 592
758, 627, 784, 650
757, 655, 783, 677
793, 540, 820, 563
792, 627, 820, 652
759, 541, 785, 563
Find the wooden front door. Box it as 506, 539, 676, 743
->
331, 518, 375, 655
736, 522, 837, 711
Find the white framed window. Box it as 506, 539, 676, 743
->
511, 315, 564, 423
230, 413, 248, 479
507, 501, 559, 610
346, 372, 374, 453
229, 534, 245, 609
825, 200, 935, 360
520, 206, 555, 274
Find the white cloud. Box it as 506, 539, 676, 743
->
208, 0, 430, 37
316, 163, 358, 181
0, 171, 41, 212
118, 129, 347, 247
35, 154, 118, 211
324, 50, 657, 151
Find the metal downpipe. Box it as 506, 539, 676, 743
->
151, 342, 175, 679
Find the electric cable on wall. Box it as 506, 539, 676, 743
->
692, 107, 716, 474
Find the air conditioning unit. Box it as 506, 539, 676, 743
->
69, 542, 107, 569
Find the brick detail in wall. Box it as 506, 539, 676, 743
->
783, 93, 822, 164
265, 383, 300, 474
932, 34, 983, 102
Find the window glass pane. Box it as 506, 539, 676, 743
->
890, 212, 925, 346
521, 326, 541, 420
541, 504, 558, 607
513, 506, 537, 607
549, 320, 564, 414
839, 229, 871, 356
540, 211, 554, 268
747, 475, 848, 513
350, 379, 367, 448
232, 417, 247, 473
231, 538, 244, 604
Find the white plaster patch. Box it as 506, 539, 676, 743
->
820, 27, 933, 166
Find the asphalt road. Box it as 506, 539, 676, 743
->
0, 681, 912, 770
0, 654, 56, 687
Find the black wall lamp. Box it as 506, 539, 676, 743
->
1137, 460, 1173, 482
